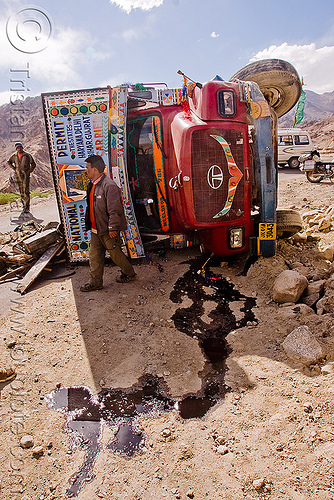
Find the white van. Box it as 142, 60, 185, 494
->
278, 128, 313, 168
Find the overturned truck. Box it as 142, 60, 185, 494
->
42, 58, 302, 262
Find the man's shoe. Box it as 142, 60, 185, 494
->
116, 272, 137, 284
80, 283, 103, 292
0, 368, 17, 383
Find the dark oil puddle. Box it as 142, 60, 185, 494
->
45, 255, 257, 496
170, 255, 257, 419
45, 375, 175, 497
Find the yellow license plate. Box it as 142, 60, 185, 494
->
259, 223, 276, 240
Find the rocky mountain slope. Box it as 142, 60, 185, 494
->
0, 96, 52, 192
279, 89, 334, 128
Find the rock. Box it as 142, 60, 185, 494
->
302, 210, 319, 223
216, 445, 228, 455
316, 294, 334, 315
282, 325, 324, 365
161, 428, 171, 438
186, 490, 194, 498
291, 231, 308, 244
306, 232, 321, 242
303, 403, 313, 413
253, 478, 265, 489
272, 270, 308, 303
301, 293, 319, 308
316, 245, 334, 261
215, 435, 225, 445
318, 218, 332, 232
321, 362, 334, 375
305, 280, 326, 296
32, 446, 44, 456
20, 435, 34, 448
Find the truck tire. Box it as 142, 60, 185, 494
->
276, 209, 303, 238
230, 59, 302, 118
306, 170, 323, 183
288, 157, 300, 169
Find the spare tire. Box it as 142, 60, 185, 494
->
230, 59, 302, 118
276, 209, 303, 238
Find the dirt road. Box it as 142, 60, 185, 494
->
1, 172, 334, 500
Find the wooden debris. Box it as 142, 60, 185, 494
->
0, 263, 33, 282
22, 227, 60, 257
17, 241, 65, 294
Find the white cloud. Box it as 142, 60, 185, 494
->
0, 14, 112, 100
109, 0, 163, 13
250, 42, 334, 94
211, 32, 220, 38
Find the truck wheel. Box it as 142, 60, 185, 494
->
276, 209, 303, 238
288, 157, 300, 169
230, 59, 302, 118
306, 170, 323, 183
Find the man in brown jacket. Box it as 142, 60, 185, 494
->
7, 142, 36, 212
80, 155, 136, 292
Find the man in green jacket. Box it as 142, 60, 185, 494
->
80, 155, 136, 292
7, 142, 36, 213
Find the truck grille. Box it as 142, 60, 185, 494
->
191, 128, 244, 223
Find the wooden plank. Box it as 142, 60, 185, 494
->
22, 228, 60, 256
17, 241, 65, 294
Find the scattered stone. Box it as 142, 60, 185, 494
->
318, 219, 332, 232
216, 445, 228, 455
161, 428, 171, 438
291, 232, 307, 244
32, 446, 44, 457
305, 280, 326, 296
20, 435, 34, 448
321, 362, 334, 375
215, 436, 225, 445
301, 293, 320, 308
303, 403, 313, 413
316, 245, 334, 261
6, 341, 16, 348
253, 478, 265, 490
282, 325, 324, 365
306, 232, 321, 242
272, 270, 308, 303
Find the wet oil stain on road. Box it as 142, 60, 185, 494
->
45, 255, 257, 496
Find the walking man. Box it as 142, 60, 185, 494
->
80, 155, 136, 292
7, 142, 36, 213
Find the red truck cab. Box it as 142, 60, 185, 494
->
126, 80, 258, 256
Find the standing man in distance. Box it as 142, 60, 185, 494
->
7, 142, 36, 213
80, 154, 136, 292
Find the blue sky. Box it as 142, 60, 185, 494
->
1, 0, 334, 105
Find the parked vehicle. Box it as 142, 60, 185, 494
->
299, 150, 334, 183
278, 128, 313, 168
42, 59, 303, 262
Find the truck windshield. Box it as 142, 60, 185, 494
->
127, 115, 169, 232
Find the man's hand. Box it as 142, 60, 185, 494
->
109, 231, 117, 239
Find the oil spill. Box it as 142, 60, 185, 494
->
45, 375, 175, 497
45, 255, 257, 496
170, 255, 257, 419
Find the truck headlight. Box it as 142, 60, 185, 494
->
229, 227, 244, 249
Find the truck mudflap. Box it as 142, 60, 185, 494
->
243, 81, 277, 257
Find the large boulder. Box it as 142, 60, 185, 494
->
272, 270, 308, 303
282, 325, 324, 365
